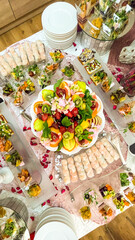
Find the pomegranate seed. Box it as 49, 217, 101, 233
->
61, 189, 66, 194
112, 72, 116, 75
41, 202, 46, 206
42, 158, 47, 163
113, 105, 117, 110
27, 127, 31, 130
49, 174, 53, 180
47, 199, 50, 203
44, 164, 48, 168
55, 186, 58, 191
23, 126, 27, 131
17, 190, 23, 194
16, 187, 20, 191
116, 77, 121, 82
30, 141, 37, 146
30, 216, 35, 221
73, 42, 77, 47
117, 74, 123, 79
11, 187, 16, 193
31, 137, 36, 140
66, 186, 69, 191
44, 154, 49, 157
116, 67, 121, 72
46, 150, 50, 153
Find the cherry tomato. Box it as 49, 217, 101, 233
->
66, 111, 73, 118
51, 132, 59, 142
60, 126, 67, 134
71, 107, 78, 117
41, 113, 48, 121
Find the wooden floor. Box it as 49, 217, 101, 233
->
1, 13, 135, 240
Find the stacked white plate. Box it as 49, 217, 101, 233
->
35, 207, 78, 240
42, 2, 77, 49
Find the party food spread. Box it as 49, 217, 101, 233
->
0, 38, 134, 234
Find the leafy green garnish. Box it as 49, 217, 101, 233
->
3, 221, 15, 236
78, 130, 93, 142
28, 64, 41, 75
123, 128, 128, 133
61, 116, 72, 127
79, 109, 92, 124
54, 78, 63, 92
42, 121, 51, 139
120, 173, 130, 187
57, 140, 63, 151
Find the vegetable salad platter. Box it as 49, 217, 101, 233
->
31, 80, 105, 155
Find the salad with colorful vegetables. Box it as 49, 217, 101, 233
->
31, 80, 103, 153
28, 64, 41, 77
11, 66, 25, 82
61, 64, 75, 77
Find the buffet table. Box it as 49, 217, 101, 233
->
0, 30, 135, 239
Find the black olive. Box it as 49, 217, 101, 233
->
85, 194, 89, 199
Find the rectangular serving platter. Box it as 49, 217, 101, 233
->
0, 100, 56, 208
73, 52, 135, 146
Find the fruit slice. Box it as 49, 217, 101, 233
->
47, 116, 54, 127
80, 120, 90, 130
63, 131, 74, 140
50, 128, 62, 147
72, 81, 86, 93
33, 119, 44, 131
59, 81, 71, 99
33, 101, 43, 114
75, 125, 83, 135
42, 89, 54, 102
63, 138, 76, 151
91, 93, 102, 113
72, 95, 83, 108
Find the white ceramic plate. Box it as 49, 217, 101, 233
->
44, 26, 77, 40
35, 222, 78, 240
38, 207, 73, 221
31, 80, 105, 155
36, 214, 75, 234
44, 31, 77, 43
42, 2, 77, 35
45, 32, 77, 50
